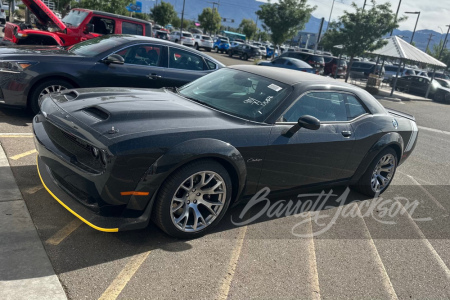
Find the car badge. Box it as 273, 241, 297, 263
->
392, 118, 398, 129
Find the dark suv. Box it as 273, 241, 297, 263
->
279, 51, 325, 75
350, 61, 385, 79
228, 44, 262, 60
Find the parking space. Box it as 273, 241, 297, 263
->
2, 46, 450, 299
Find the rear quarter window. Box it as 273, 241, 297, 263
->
122, 22, 143, 35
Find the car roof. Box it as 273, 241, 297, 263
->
279, 57, 312, 68
229, 65, 344, 85
92, 10, 152, 24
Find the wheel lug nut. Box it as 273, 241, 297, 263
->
194, 200, 197, 204
187, 200, 190, 204
197, 193, 201, 196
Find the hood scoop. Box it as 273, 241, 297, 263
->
83, 106, 110, 121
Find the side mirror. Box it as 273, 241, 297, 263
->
84, 23, 94, 34
283, 115, 320, 138
102, 54, 125, 65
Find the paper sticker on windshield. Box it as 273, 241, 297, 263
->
268, 84, 282, 92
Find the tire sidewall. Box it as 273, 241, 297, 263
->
154, 160, 232, 239
29, 79, 74, 115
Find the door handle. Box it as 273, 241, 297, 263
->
147, 73, 162, 80
341, 131, 352, 137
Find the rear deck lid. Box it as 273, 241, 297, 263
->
22, 0, 66, 31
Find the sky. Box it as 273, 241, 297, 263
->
257, 0, 450, 33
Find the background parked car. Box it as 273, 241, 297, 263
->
0, 5, 5, 24
0, 35, 224, 114
279, 51, 325, 75
323, 56, 347, 77
259, 46, 267, 58
154, 30, 169, 40
350, 61, 385, 79
170, 31, 195, 47
429, 72, 450, 80
213, 36, 230, 53
383, 65, 415, 82
390, 75, 450, 101
2, 3, 152, 46
228, 44, 261, 60
258, 57, 315, 73
435, 78, 450, 88
229, 41, 244, 51
193, 34, 213, 51
266, 45, 279, 59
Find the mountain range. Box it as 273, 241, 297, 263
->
160, 0, 447, 52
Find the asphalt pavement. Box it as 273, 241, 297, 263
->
2, 48, 450, 300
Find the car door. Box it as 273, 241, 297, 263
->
161, 47, 212, 87
89, 43, 168, 89
257, 91, 356, 193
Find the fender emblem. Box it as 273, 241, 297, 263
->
247, 158, 262, 163
392, 118, 398, 129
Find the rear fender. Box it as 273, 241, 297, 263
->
350, 132, 404, 185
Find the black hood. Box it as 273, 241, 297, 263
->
41, 87, 245, 141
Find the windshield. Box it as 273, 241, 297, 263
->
178, 68, 290, 122
68, 36, 124, 57
62, 10, 88, 27
202, 35, 211, 40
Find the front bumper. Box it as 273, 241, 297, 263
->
34, 114, 155, 232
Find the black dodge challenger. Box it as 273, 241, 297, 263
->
34, 65, 418, 238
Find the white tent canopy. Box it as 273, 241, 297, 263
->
368, 36, 446, 68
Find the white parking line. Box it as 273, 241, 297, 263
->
398, 201, 450, 281
0, 133, 33, 137
357, 204, 398, 300
418, 126, 450, 136
217, 226, 247, 300
405, 174, 446, 211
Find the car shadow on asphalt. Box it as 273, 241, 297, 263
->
0, 107, 34, 127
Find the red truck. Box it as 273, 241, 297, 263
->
2, 0, 152, 46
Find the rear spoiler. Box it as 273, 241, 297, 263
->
386, 108, 415, 121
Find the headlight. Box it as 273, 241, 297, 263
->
0, 61, 33, 73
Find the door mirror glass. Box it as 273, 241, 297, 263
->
103, 54, 125, 65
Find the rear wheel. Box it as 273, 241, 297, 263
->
195, 43, 199, 50
243, 53, 248, 60
353, 148, 397, 197
215, 46, 219, 53
228, 51, 233, 57
29, 79, 74, 115
153, 160, 232, 238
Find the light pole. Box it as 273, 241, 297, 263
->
439, 25, 450, 58
390, 0, 402, 36
325, 0, 336, 32
405, 11, 420, 44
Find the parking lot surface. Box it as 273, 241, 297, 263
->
2, 50, 450, 299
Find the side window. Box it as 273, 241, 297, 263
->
205, 59, 217, 70
286, 61, 294, 66
89, 17, 115, 35
115, 44, 162, 66
282, 92, 347, 122
169, 48, 205, 71
344, 94, 367, 120
122, 21, 143, 35
273, 59, 285, 65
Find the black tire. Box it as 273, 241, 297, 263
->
243, 53, 248, 60
215, 46, 219, 53
352, 147, 398, 197
29, 79, 74, 115
228, 51, 233, 57
206, 48, 211, 52
175, 39, 179, 43
195, 43, 199, 50
153, 159, 232, 239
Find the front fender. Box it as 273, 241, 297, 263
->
350, 132, 404, 184
152, 138, 246, 188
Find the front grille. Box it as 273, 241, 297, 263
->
50, 170, 99, 212
43, 121, 105, 173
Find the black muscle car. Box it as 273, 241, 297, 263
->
34, 65, 418, 238
0, 35, 224, 114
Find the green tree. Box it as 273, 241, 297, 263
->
239, 19, 257, 41
171, 15, 190, 29
198, 7, 221, 35
256, 0, 315, 55
427, 40, 450, 68
320, 0, 404, 82
256, 30, 270, 42
76, 0, 129, 15
150, 1, 177, 26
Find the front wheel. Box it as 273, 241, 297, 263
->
353, 148, 397, 197
215, 46, 219, 53
195, 43, 199, 50
153, 160, 232, 238
29, 79, 74, 115
243, 53, 248, 60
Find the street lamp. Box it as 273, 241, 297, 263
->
405, 11, 420, 44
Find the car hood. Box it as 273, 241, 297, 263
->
22, 0, 66, 31
0, 45, 70, 56
41, 87, 246, 142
